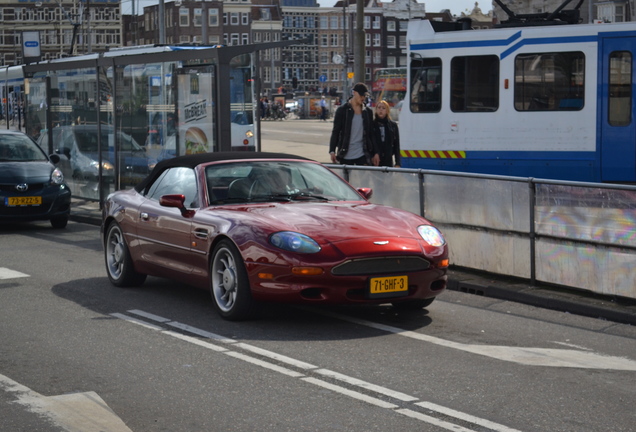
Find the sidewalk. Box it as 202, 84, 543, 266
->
71, 198, 636, 326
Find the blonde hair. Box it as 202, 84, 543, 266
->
374, 100, 392, 121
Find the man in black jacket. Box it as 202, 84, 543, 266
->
329, 83, 379, 165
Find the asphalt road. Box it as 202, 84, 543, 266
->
1, 220, 635, 431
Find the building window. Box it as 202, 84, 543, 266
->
230, 33, 239, 45
223, 13, 228, 25
373, 50, 381, 64
194, 8, 202, 26
242, 33, 249, 45
373, 34, 380, 47
399, 20, 408, 31
254, 32, 261, 43
321, 34, 328, 47
364, 16, 370, 29
365, 50, 371, 63
180, 8, 189, 26
365, 33, 371, 47
180, 35, 190, 43
399, 36, 406, 49
320, 52, 328, 64
331, 34, 338, 47
209, 8, 219, 26
320, 16, 328, 29
387, 56, 396, 68
242, 12, 249, 25
387, 36, 396, 48
387, 21, 396, 31
330, 16, 338, 29
372, 16, 380, 29
209, 35, 220, 44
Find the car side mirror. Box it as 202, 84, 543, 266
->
357, 188, 373, 200
56, 147, 71, 159
49, 154, 61, 164
159, 194, 195, 218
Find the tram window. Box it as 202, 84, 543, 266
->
514, 52, 585, 111
409, 57, 441, 113
450, 55, 499, 112
609, 51, 632, 127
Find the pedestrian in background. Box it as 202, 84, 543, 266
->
372, 100, 401, 167
329, 83, 379, 166
320, 96, 327, 121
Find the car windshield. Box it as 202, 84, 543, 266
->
0, 134, 48, 162
206, 161, 364, 204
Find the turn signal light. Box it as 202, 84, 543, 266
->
292, 267, 324, 276
437, 259, 449, 268
258, 273, 274, 280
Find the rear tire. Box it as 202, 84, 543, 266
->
104, 222, 146, 287
210, 239, 257, 320
392, 297, 435, 311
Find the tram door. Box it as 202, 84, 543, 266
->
600, 37, 636, 182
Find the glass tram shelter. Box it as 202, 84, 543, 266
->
20, 40, 301, 202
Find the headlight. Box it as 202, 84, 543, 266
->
270, 231, 321, 254
51, 167, 64, 185
417, 225, 445, 247
245, 130, 254, 138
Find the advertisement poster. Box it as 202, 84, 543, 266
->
177, 71, 216, 155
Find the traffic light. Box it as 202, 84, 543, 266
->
292, 76, 298, 89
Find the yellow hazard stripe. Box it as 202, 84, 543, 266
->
400, 150, 467, 159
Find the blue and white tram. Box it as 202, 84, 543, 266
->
400, 19, 636, 182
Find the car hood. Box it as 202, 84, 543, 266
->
0, 161, 53, 183
209, 202, 429, 243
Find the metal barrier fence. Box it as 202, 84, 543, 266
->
327, 164, 636, 301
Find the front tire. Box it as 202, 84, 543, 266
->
104, 222, 146, 287
50, 215, 68, 229
210, 239, 257, 320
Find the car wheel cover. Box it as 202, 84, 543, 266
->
212, 247, 238, 312
106, 227, 125, 280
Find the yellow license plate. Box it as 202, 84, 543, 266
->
7, 196, 42, 206
369, 275, 408, 297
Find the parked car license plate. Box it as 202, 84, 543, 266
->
369, 275, 408, 298
6, 196, 42, 206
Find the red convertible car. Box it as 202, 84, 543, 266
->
103, 152, 449, 320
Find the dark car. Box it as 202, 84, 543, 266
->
102, 152, 449, 320
38, 125, 150, 187
0, 129, 71, 228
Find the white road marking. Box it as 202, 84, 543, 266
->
396, 409, 477, 432
234, 342, 319, 370
225, 351, 305, 377
301, 377, 399, 409
0, 267, 29, 280
319, 311, 636, 371
416, 402, 524, 432
0, 373, 132, 432
315, 368, 418, 402
112, 310, 526, 432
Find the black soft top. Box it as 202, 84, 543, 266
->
135, 151, 311, 193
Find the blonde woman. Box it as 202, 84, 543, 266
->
372, 100, 401, 167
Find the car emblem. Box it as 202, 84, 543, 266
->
374, 241, 389, 245
15, 183, 28, 192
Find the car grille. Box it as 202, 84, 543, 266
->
331, 256, 431, 276
0, 183, 46, 193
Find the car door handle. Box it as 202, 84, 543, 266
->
193, 228, 210, 240
140, 212, 149, 221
